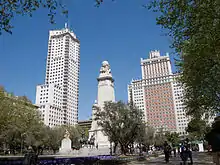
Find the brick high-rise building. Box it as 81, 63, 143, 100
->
128, 50, 188, 135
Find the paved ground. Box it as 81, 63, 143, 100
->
128, 152, 214, 165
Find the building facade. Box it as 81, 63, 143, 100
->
172, 74, 188, 134
128, 50, 188, 135
35, 24, 80, 127
78, 120, 92, 130
128, 79, 146, 121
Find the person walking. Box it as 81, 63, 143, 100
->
185, 138, 193, 164
23, 146, 38, 165
164, 141, 171, 163
180, 139, 193, 165
172, 145, 177, 157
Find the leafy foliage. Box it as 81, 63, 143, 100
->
186, 118, 211, 141
149, 0, 220, 119
0, 87, 81, 155
136, 126, 168, 149
165, 132, 180, 146
95, 101, 145, 154
0, 0, 68, 34
212, 116, 220, 133
154, 128, 166, 147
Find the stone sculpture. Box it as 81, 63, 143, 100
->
89, 61, 115, 155
99, 61, 111, 76
58, 129, 72, 155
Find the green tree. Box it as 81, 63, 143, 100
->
95, 101, 145, 155
148, 0, 220, 119
154, 128, 166, 147
165, 132, 180, 146
0, 0, 68, 34
186, 118, 211, 141
47, 125, 81, 153
68, 125, 81, 148
0, 87, 15, 137
0, 87, 48, 154
205, 116, 220, 149
136, 126, 155, 150
0, 87, 83, 155
77, 125, 89, 145
47, 127, 63, 154
211, 116, 220, 133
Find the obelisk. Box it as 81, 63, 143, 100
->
89, 61, 115, 149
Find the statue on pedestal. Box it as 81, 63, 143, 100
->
89, 60, 115, 155
64, 129, 70, 139
99, 61, 112, 77
88, 133, 95, 149
58, 129, 72, 155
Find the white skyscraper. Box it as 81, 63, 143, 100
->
35, 24, 80, 127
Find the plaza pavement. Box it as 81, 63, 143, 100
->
128, 152, 214, 165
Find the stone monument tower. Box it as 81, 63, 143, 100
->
89, 61, 115, 149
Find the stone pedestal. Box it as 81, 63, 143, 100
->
198, 143, 204, 152
59, 138, 72, 154
58, 130, 72, 155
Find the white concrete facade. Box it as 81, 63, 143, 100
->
172, 74, 189, 135
36, 84, 63, 126
35, 24, 80, 127
128, 80, 147, 122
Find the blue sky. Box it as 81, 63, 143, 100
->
0, 0, 175, 120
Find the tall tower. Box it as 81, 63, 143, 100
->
140, 51, 176, 132
35, 24, 80, 127
89, 61, 115, 150
128, 51, 177, 132
128, 50, 190, 135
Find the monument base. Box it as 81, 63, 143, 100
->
89, 129, 109, 145
58, 137, 72, 155
89, 129, 110, 155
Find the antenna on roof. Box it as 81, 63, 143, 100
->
65, 23, 68, 29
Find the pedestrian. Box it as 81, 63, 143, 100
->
180, 139, 193, 165
164, 141, 171, 163
173, 146, 177, 157
185, 138, 193, 164
23, 146, 38, 165
178, 146, 180, 154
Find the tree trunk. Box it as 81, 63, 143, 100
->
40, 148, 43, 155
113, 142, 118, 154
37, 147, 43, 155
120, 143, 127, 155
